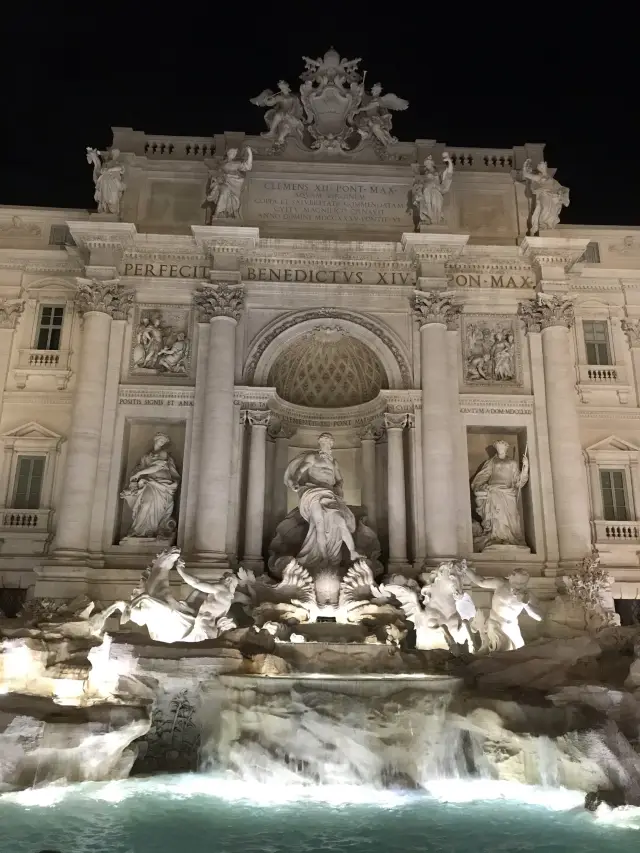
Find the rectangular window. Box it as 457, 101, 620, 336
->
12, 456, 45, 509
35, 305, 64, 351
48, 225, 75, 247
600, 469, 629, 521
583, 320, 611, 366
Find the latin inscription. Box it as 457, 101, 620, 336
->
123, 262, 208, 279
247, 179, 411, 226
245, 267, 414, 285
448, 273, 534, 289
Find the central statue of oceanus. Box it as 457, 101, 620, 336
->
284, 433, 363, 570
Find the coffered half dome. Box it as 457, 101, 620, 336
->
268, 326, 387, 409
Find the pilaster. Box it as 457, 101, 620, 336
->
0, 300, 25, 428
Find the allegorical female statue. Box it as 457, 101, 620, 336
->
409, 152, 454, 230
86, 147, 126, 216
471, 440, 529, 552
121, 433, 180, 540
522, 158, 570, 234
283, 432, 362, 569
205, 147, 253, 220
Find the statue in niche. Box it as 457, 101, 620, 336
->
465, 322, 516, 383
463, 564, 542, 652
351, 83, 408, 149
86, 147, 126, 217
132, 312, 189, 376
409, 153, 454, 230
284, 432, 363, 570
204, 147, 253, 220
522, 159, 570, 234
251, 82, 305, 149
471, 440, 529, 552
120, 433, 180, 540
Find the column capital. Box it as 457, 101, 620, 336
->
0, 298, 25, 330
622, 319, 640, 348
384, 412, 409, 430
358, 421, 384, 442
411, 290, 460, 329
194, 282, 245, 322
245, 409, 272, 428
267, 417, 296, 440
518, 292, 574, 334
75, 277, 134, 319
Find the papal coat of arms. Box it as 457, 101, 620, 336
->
251, 48, 408, 155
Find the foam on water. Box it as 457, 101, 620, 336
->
2, 773, 640, 853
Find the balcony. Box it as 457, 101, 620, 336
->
593, 519, 640, 543
577, 363, 631, 405
14, 348, 72, 390
0, 508, 52, 555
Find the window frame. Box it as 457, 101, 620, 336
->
583, 319, 612, 366
12, 455, 46, 510
34, 304, 65, 351
599, 467, 630, 521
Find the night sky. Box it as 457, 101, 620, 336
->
1, 10, 635, 226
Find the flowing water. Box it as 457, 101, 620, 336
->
1, 773, 640, 853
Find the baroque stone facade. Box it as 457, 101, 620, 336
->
1, 58, 640, 623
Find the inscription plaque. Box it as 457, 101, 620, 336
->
246, 178, 412, 227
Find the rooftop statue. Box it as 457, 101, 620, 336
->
204, 146, 253, 221
250, 48, 408, 156
409, 153, 454, 230
86, 147, 126, 217
522, 158, 570, 234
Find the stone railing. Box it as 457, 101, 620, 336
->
15, 349, 72, 390
446, 149, 515, 171
593, 519, 640, 542
578, 364, 626, 384
0, 508, 51, 530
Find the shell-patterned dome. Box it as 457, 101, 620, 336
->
269, 327, 387, 409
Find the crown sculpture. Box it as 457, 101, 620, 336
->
250, 47, 408, 156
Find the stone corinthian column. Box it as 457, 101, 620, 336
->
411, 291, 460, 558
243, 409, 271, 572
518, 294, 591, 561
384, 412, 409, 568
193, 282, 244, 564
358, 423, 381, 531
54, 278, 133, 554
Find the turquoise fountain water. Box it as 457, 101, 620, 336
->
2, 773, 639, 853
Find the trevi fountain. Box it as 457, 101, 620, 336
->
2, 47, 640, 853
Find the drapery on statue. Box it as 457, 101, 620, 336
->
522, 158, 570, 234
250, 81, 305, 148
471, 440, 529, 552
283, 433, 363, 570
86, 147, 126, 216
120, 433, 180, 540
205, 147, 253, 220
351, 83, 408, 148
409, 153, 454, 229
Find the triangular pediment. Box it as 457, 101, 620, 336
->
586, 434, 640, 454
2, 421, 63, 441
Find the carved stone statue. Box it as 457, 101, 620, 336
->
351, 82, 408, 150
284, 433, 362, 571
250, 82, 304, 149
132, 311, 190, 376
205, 147, 253, 220
409, 153, 454, 230
86, 147, 126, 217
120, 434, 180, 540
121, 546, 237, 643
471, 440, 529, 552
560, 549, 621, 632
383, 561, 477, 652
465, 322, 516, 383
463, 564, 542, 652
522, 158, 570, 234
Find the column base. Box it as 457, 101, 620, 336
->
240, 556, 265, 575
386, 560, 415, 578
187, 551, 232, 571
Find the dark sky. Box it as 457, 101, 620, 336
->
1, 9, 635, 226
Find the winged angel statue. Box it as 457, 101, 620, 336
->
251, 48, 408, 154
250, 81, 305, 149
